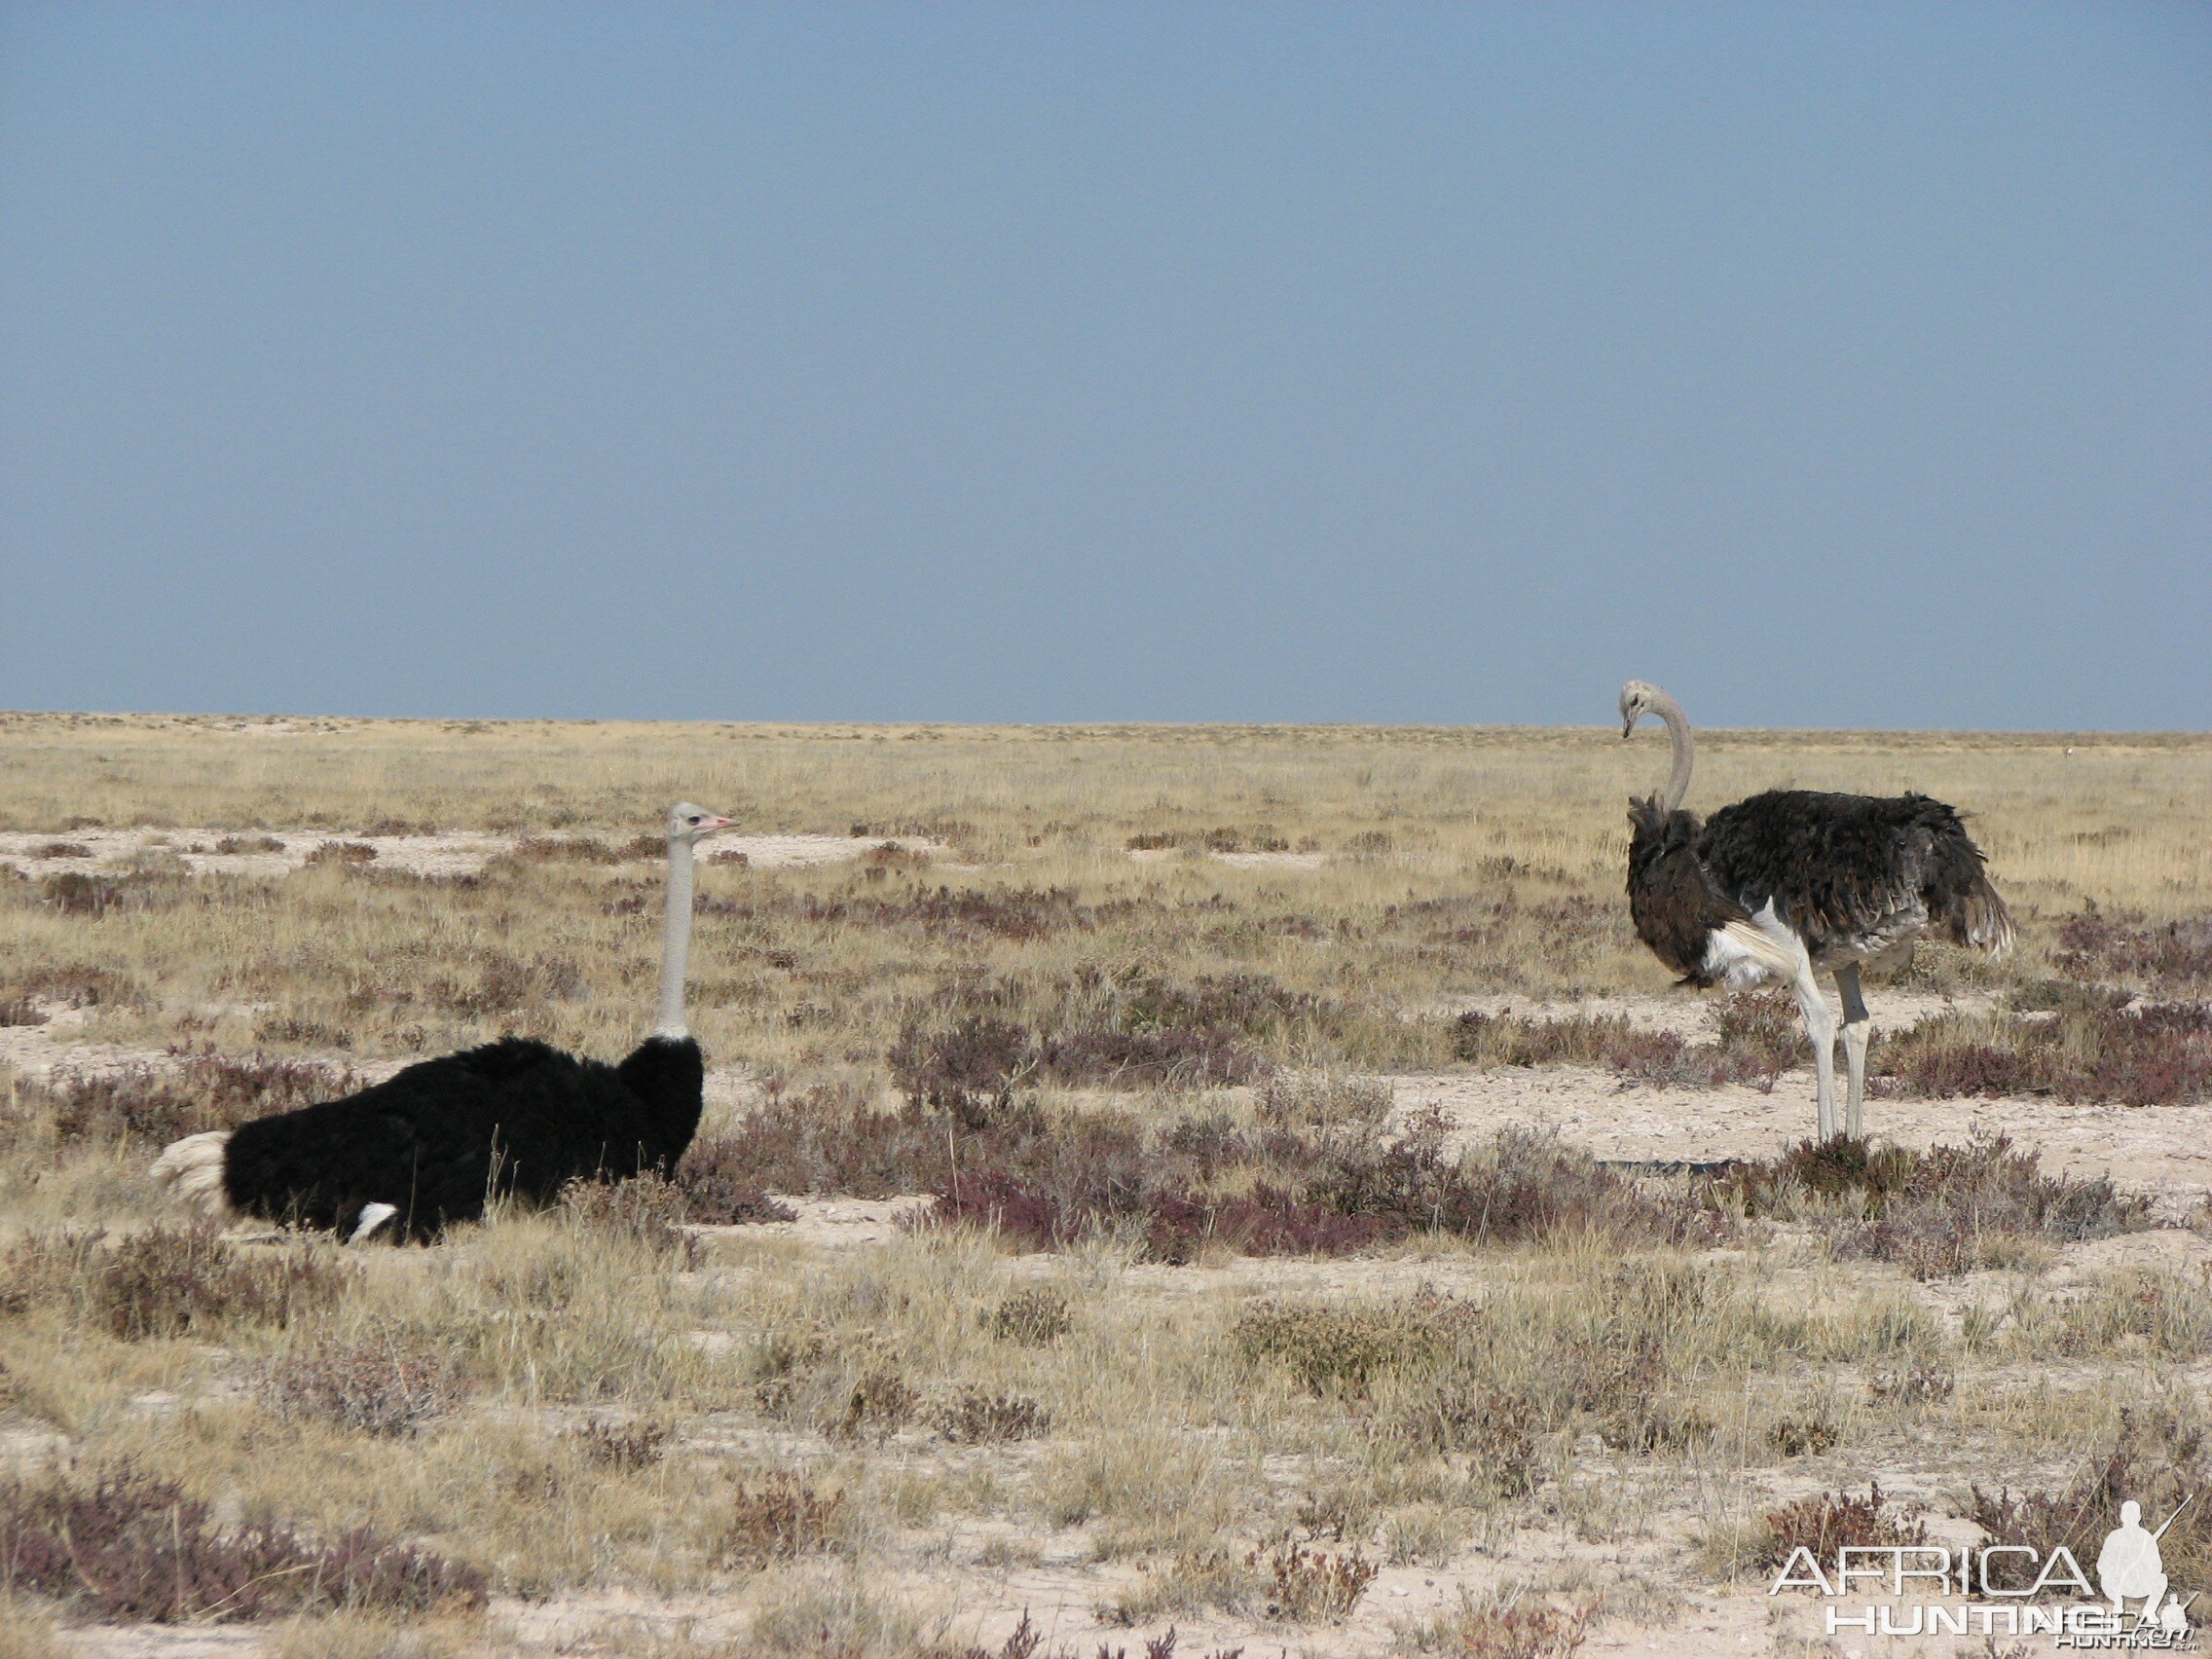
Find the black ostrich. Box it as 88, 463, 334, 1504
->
152, 802, 735, 1241
1619, 682, 2012, 1142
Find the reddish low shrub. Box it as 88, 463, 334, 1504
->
1309, 1116, 1714, 1248
304, 840, 378, 866
1452, 996, 1801, 1090
710, 1473, 845, 1567
889, 1014, 1033, 1105
1715, 1129, 2147, 1278
1253, 1536, 1377, 1621
259, 1330, 464, 1435
571, 1417, 672, 1470
985, 1286, 1073, 1344
888, 971, 1354, 1104
0, 1461, 486, 1621
932, 1387, 1052, 1444
212, 833, 286, 854
1758, 1482, 1926, 1572
40, 872, 130, 916
929, 1173, 1088, 1250
2056, 907, 2212, 992
1876, 1002, 2212, 1107
722, 1078, 1708, 1264
929, 1611, 1248, 1659
669, 1136, 799, 1225
0, 963, 140, 1009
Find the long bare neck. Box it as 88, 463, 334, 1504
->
652, 834, 695, 1038
1649, 689, 1695, 814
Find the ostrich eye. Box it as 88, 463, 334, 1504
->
687, 815, 701, 825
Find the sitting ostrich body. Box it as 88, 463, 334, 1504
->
153, 803, 734, 1241
1619, 682, 2012, 1141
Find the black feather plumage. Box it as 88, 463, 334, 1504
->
218, 1036, 704, 1241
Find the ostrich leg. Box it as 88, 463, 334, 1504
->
1788, 952, 1840, 1142
1835, 965, 1871, 1141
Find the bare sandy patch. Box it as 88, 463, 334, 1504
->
720, 1194, 931, 1250
1397, 1065, 2212, 1207
716, 832, 948, 868
0, 827, 942, 880
0, 1003, 183, 1083
1211, 848, 1329, 870
58, 1632, 265, 1659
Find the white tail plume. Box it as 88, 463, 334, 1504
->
150, 1129, 236, 1216
348, 1202, 399, 1244
1701, 917, 1802, 989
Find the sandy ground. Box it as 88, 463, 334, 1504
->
44, 1549, 2117, 1659
1403, 1066, 2212, 1209
0, 827, 943, 880
1427, 989, 2212, 1206
0, 1003, 182, 1083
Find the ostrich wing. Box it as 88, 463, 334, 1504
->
221, 1037, 630, 1238
1699, 791, 2007, 956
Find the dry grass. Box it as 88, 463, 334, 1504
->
1394, 1593, 1594, 1657
2, 716, 2204, 1077
1, 714, 2207, 1650
259, 1326, 469, 1435
0, 1220, 349, 1338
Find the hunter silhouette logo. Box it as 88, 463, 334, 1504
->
2100, 1497, 2193, 1638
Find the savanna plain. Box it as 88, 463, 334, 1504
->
2, 713, 2209, 1659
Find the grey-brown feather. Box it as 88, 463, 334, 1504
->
1625, 796, 1754, 984
1694, 790, 2011, 968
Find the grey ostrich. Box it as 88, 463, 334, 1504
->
1619, 682, 2013, 1142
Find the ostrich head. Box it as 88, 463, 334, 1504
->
1618, 681, 1662, 739
667, 802, 735, 843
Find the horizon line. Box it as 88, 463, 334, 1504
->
5, 707, 2206, 742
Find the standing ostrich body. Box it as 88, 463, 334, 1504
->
1619, 683, 2012, 1141
152, 803, 734, 1241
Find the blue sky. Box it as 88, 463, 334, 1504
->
2, 4, 2205, 728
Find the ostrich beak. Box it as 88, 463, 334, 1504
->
1620, 716, 1636, 740
703, 816, 736, 832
